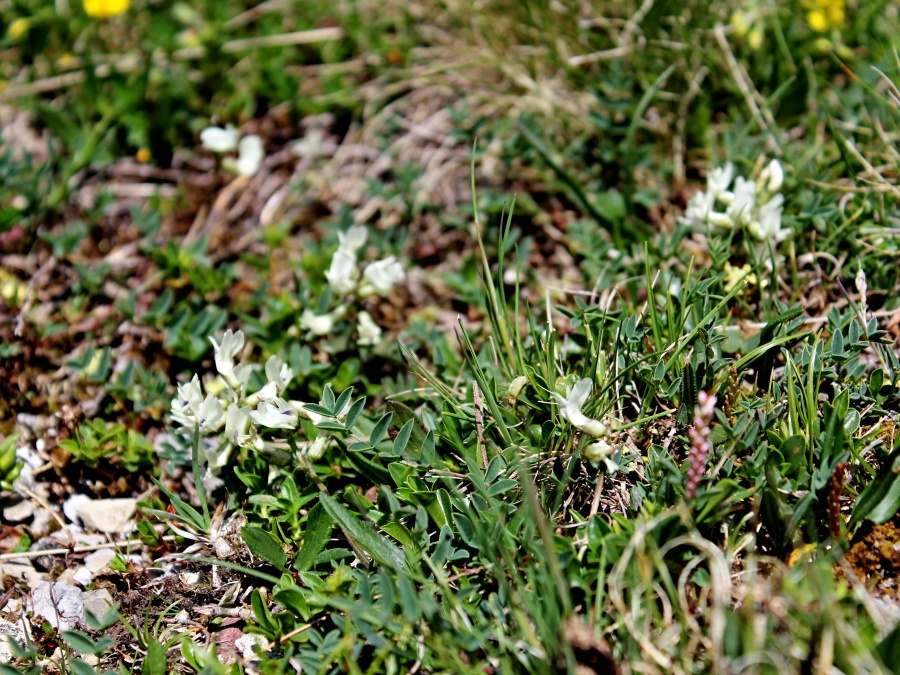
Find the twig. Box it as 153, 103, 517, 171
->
15, 484, 73, 548
589, 471, 604, 518
0, 537, 176, 561
472, 381, 488, 469
673, 66, 708, 184
713, 23, 775, 133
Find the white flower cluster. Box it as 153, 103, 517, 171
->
170, 329, 336, 475
300, 225, 404, 345
681, 159, 789, 243
552, 378, 613, 462
200, 125, 265, 177
324, 225, 405, 298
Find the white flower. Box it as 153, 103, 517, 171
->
171, 374, 204, 427
291, 399, 325, 425
747, 194, 789, 242
200, 125, 240, 153
758, 159, 784, 195
227, 135, 265, 177
307, 435, 330, 460
683, 190, 731, 228
225, 404, 252, 446
337, 225, 368, 257
360, 257, 404, 296
246, 355, 294, 405
231, 363, 252, 396
325, 250, 359, 296
856, 266, 868, 308
727, 177, 757, 225
249, 398, 299, 431
210, 330, 245, 389
196, 394, 225, 433
300, 309, 336, 336
584, 439, 614, 462
357, 311, 382, 346
706, 162, 734, 198
199, 440, 232, 478
265, 356, 293, 392
551, 378, 608, 438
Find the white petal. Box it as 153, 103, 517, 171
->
361, 257, 404, 295
338, 225, 369, 257
356, 311, 382, 346
249, 398, 298, 430
706, 163, 734, 198
759, 159, 784, 194
325, 251, 359, 295
200, 126, 240, 153
727, 177, 757, 225
235, 135, 264, 176
584, 440, 614, 462
197, 394, 225, 433
300, 309, 336, 336
307, 436, 330, 460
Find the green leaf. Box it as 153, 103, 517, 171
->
84, 604, 120, 631
143, 637, 168, 675
392, 419, 415, 457
344, 450, 392, 485
241, 526, 287, 571
369, 413, 393, 448
68, 660, 98, 675
333, 386, 354, 418
322, 384, 336, 411
876, 621, 900, 674
486, 479, 518, 497
304, 403, 333, 418
61, 630, 113, 655
251, 588, 279, 636
344, 397, 366, 430
273, 585, 310, 621
850, 450, 900, 527
295, 503, 333, 571
421, 431, 436, 465
318, 493, 406, 570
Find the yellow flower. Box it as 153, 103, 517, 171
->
136, 148, 151, 163
747, 27, 764, 51
723, 263, 757, 295
730, 10, 751, 37
807, 10, 829, 32
57, 53, 79, 70
82, 0, 130, 19
804, 0, 845, 32
8, 18, 30, 40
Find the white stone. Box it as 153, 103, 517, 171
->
74, 498, 137, 535
29, 509, 52, 538
63, 494, 91, 526
56, 568, 78, 586
181, 571, 201, 586
84, 549, 116, 573
0, 619, 25, 663
2, 500, 35, 523
0, 563, 34, 581
73, 567, 92, 587
82, 589, 114, 624
23, 569, 48, 587
235, 633, 267, 659
31, 582, 84, 631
